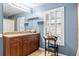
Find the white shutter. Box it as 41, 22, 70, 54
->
44, 7, 64, 46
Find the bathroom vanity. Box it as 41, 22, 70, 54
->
3, 32, 40, 56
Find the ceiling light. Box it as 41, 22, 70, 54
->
8, 3, 43, 13
8, 3, 31, 13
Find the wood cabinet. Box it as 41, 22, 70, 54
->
3, 33, 40, 56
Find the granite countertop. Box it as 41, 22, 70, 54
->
3, 32, 39, 38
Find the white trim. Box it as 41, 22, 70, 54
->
77, 3, 79, 50
39, 48, 67, 56
76, 48, 79, 56
58, 53, 67, 56
0, 34, 2, 37
39, 48, 45, 51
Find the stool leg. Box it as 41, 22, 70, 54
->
54, 40, 56, 56
57, 45, 58, 56
48, 40, 49, 54
45, 39, 46, 56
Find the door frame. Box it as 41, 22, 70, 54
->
77, 3, 79, 48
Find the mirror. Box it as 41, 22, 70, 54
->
3, 3, 27, 33
3, 3, 43, 33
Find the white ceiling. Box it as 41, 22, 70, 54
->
3, 3, 44, 17
3, 3, 23, 17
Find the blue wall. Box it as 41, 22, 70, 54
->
29, 3, 78, 56
15, 3, 78, 56
0, 3, 3, 56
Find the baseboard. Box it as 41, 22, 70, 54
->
0, 34, 2, 37
39, 48, 67, 56
39, 48, 45, 51
76, 48, 79, 56
58, 53, 67, 56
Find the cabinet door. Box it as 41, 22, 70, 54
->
31, 35, 36, 52
35, 34, 40, 49
18, 37, 23, 56
23, 36, 29, 55
10, 38, 19, 56
29, 35, 40, 52
10, 37, 22, 56
27, 35, 34, 53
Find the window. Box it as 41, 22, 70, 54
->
44, 7, 64, 46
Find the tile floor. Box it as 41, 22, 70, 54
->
28, 49, 55, 56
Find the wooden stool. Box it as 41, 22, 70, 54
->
44, 35, 58, 56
